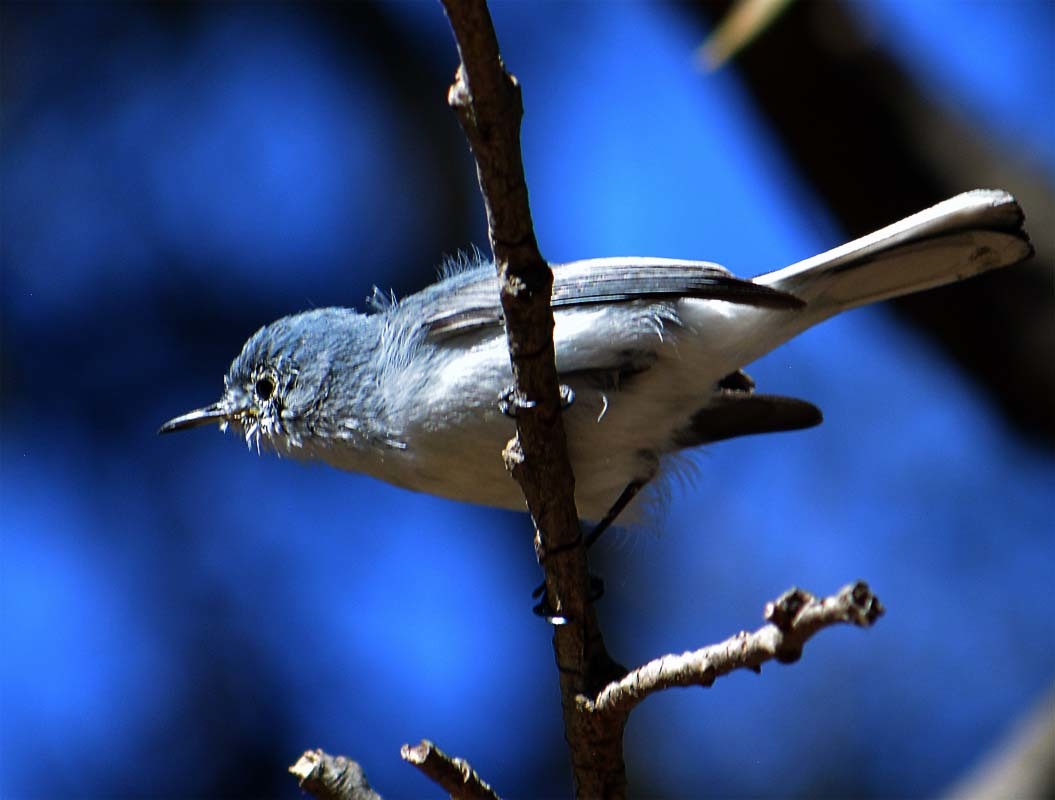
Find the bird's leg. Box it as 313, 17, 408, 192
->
532, 479, 647, 621
583, 479, 646, 550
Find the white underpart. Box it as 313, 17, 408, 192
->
362, 299, 792, 520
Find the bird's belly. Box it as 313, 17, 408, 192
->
379, 419, 526, 511
363, 419, 639, 517
363, 385, 681, 521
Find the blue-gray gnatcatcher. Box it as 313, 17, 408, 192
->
161, 190, 1031, 529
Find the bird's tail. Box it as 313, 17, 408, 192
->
755, 190, 1032, 321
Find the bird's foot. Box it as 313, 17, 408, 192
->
498, 384, 575, 418
531, 574, 605, 624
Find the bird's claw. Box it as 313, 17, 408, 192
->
498, 386, 534, 418
498, 384, 575, 418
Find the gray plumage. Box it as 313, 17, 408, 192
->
161, 190, 1032, 522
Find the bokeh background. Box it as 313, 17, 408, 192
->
2, 1, 1053, 798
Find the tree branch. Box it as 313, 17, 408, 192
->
438, 0, 583, 610
401, 740, 501, 800
438, 2, 626, 796
587, 583, 885, 720
290, 749, 383, 800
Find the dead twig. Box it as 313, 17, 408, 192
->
401, 740, 501, 800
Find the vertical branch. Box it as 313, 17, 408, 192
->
439, 1, 627, 796
439, 0, 576, 565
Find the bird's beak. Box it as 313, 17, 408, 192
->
158, 401, 232, 434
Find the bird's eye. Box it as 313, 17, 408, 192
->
255, 376, 276, 401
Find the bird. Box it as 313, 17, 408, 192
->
161, 189, 1032, 534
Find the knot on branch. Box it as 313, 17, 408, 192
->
501, 435, 524, 474
499, 264, 550, 297
842, 580, 885, 626
447, 66, 474, 117
764, 587, 812, 632
764, 581, 884, 663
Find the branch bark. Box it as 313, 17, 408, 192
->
437, 0, 583, 615
290, 749, 382, 800
438, 1, 626, 796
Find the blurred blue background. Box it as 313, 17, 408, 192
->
2, 2, 1052, 798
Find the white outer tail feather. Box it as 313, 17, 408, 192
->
755, 190, 1032, 322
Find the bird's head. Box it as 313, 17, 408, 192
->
160, 308, 380, 456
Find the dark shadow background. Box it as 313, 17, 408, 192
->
2, 2, 1052, 798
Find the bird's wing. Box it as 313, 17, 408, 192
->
423, 257, 802, 341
